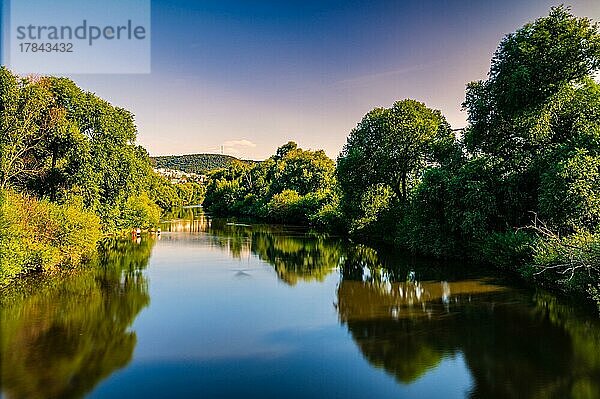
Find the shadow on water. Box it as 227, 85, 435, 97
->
0, 237, 154, 399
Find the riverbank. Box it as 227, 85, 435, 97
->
347, 227, 600, 312
186, 202, 600, 311
201, 8, 600, 309
0, 190, 101, 286
4, 216, 600, 398
0, 69, 202, 286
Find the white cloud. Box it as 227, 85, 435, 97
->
223, 139, 257, 148
220, 139, 258, 158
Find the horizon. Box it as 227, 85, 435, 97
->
2, 0, 599, 160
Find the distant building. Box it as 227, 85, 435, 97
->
154, 168, 207, 184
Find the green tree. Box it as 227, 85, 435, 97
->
203, 142, 338, 225
337, 99, 454, 218
464, 5, 600, 159
0, 70, 55, 189
270, 142, 335, 196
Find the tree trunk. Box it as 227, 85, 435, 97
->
401, 171, 407, 202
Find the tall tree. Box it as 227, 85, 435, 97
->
0, 69, 55, 189
337, 99, 453, 214
463, 5, 600, 160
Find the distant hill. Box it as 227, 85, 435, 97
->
151, 154, 247, 174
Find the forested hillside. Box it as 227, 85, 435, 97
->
152, 154, 249, 174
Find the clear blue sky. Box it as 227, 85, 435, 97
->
3, 0, 600, 159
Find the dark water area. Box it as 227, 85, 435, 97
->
1, 209, 600, 398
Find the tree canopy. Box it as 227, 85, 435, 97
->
203, 141, 339, 225
337, 99, 455, 221
463, 5, 600, 160
333, 6, 600, 300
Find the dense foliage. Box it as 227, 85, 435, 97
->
337, 99, 459, 235
203, 141, 340, 226
335, 6, 600, 300
152, 153, 248, 174
338, 99, 456, 207
3, 6, 600, 304
201, 6, 600, 302
0, 189, 101, 283
0, 68, 193, 281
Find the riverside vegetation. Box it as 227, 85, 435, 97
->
1, 6, 600, 306
0, 69, 203, 284
203, 7, 600, 306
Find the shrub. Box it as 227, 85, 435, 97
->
539, 149, 600, 233
266, 190, 304, 223
480, 230, 538, 273
117, 192, 161, 230
532, 231, 600, 293
309, 191, 344, 230
0, 190, 101, 284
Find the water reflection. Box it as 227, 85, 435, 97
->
337, 279, 505, 321
0, 238, 154, 399
3, 210, 600, 399
337, 277, 600, 398
161, 206, 210, 233
161, 211, 343, 285
162, 211, 600, 398
332, 241, 600, 398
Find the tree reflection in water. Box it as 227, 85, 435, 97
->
165, 211, 344, 286
164, 211, 600, 398
337, 245, 600, 399
0, 237, 154, 399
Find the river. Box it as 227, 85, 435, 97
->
1, 209, 600, 398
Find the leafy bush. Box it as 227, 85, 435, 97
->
480, 230, 538, 273
204, 178, 245, 214
539, 149, 600, 233
266, 189, 304, 223
308, 190, 344, 230
0, 190, 101, 284
532, 231, 600, 293
118, 192, 161, 231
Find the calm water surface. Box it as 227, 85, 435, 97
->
2, 210, 600, 398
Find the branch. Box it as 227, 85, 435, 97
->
523, 212, 600, 282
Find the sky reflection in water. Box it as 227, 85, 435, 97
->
1, 211, 600, 398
